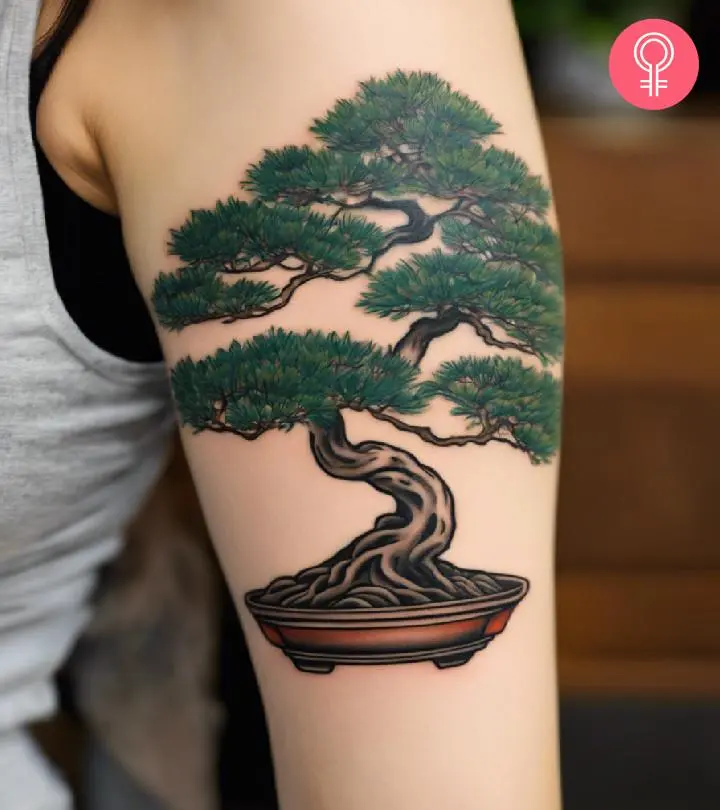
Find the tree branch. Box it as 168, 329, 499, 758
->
199, 422, 268, 440
224, 261, 273, 273
222, 253, 291, 274
221, 267, 320, 323
389, 307, 538, 368
438, 206, 493, 230
166, 261, 374, 330
222, 262, 375, 323
361, 407, 522, 452
458, 310, 536, 357
334, 194, 438, 261
333, 192, 508, 275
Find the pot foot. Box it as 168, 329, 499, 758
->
289, 656, 335, 674
433, 652, 476, 669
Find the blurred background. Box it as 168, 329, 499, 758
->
522, 1, 720, 808
37, 1, 720, 808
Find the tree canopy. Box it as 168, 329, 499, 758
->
420, 356, 561, 463
155, 70, 563, 465
172, 329, 425, 436
359, 249, 563, 362
311, 70, 501, 156
153, 200, 386, 330
173, 329, 559, 463
245, 73, 549, 213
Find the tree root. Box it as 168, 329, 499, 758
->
257, 552, 503, 609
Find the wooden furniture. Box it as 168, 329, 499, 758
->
544, 117, 720, 697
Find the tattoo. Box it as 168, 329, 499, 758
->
153, 71, 563, 674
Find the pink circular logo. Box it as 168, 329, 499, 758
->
609, 19, 699, 110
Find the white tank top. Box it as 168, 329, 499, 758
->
0, 1, 174, 805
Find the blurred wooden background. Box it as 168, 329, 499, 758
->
544, 117, 720, 696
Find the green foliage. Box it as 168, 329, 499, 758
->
246, 77, 546, 215
152, 265, 280, 331
158, 69, 563, 465
155, 198, 386, 329
244, 146, 406, 204
172, 328, 427, 434
359, 250, 564, 362
168, 198, 384, 273
420, 144, 550, 214
302, 71, 546, 212
360, 251, 488, 318
421, 356, 562, 463
311, 71, 500, 157
463, 146, 551, 215
441, 216, 563, 287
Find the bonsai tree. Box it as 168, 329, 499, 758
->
153, 71, 563, 613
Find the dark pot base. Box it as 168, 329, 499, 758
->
286, 638, 491, 674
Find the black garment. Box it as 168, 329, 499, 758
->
30, 0, 162, 363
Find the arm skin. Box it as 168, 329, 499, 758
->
68, 1, 563, 807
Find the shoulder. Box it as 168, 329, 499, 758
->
35, 0, 210, 214
42, 0, 538, 297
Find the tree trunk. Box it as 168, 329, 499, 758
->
392, 310, 463, 364
392, 307, 535, 365
258, 415, 501, 608
358, 197, 438, 267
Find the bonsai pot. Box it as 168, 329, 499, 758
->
246, 573, 529, 673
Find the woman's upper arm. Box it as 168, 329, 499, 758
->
110, 2, 563, 808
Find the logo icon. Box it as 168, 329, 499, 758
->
610, 19, 699, 110
634, 32, 674, 96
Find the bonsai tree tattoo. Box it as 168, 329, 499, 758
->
152, 72, 563, 673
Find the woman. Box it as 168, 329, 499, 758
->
0, 1, 564, 808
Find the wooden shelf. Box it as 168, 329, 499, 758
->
545, 117, 720, 697
560, 658, 720, 698
558, 571, 720, 658
542, 117, 720, 283
565, 284, 720, 389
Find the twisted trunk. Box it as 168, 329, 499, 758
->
257, 227, 516, 609
258, 416, 501, 608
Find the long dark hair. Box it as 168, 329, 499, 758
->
33, 0, 92, 74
